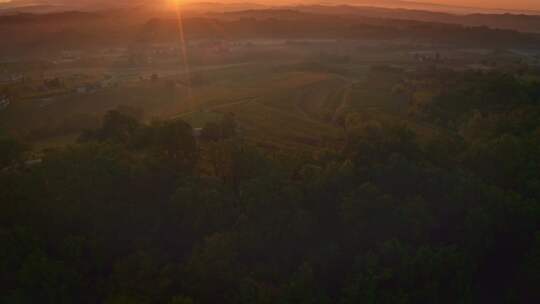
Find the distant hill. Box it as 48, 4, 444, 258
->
309, 0, 540, 14
0, 4, 65, 15
292, 5, 540, 33
1, 4, 540, 58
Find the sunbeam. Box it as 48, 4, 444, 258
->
173, 0, 193, 110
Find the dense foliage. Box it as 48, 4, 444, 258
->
1, 70, 540, 303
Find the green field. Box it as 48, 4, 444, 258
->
1, 59, 418, 151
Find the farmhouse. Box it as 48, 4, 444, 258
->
76, 83, 101, 94
0, 95, 10, 110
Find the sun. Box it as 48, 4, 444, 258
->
162, 0, 183, 11
168, 0, 184, 6
164, 0, 190, 11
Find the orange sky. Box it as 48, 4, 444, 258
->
1, 0, 540, 11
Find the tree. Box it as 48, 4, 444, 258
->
200, 122, 222, 142
200, 113, 237, 142
79, 110, 141, 144
151, 119, 197, 164
0, 130, 26, 169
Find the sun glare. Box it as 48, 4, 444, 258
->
168, 0, 184, 7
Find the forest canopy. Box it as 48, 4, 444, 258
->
1, 68, 540, 303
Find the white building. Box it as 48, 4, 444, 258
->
0, 95, 10, 110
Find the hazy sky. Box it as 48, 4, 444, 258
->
1, 0, 540, 11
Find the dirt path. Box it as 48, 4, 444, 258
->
332, 83, 354, 123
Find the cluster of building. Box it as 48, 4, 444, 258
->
411, 51, 443, 63
75, 76, 118, 95
52, 50, 83, 64
0, 73, 24, 84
